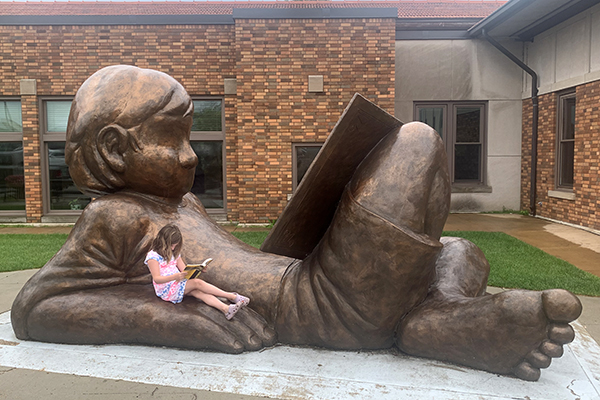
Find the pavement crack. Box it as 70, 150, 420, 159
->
567, 379, 581, 399
0, 367, 16, 375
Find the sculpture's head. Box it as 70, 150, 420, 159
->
66, 65, 198, 199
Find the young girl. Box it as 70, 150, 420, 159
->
145, 224, 250, 320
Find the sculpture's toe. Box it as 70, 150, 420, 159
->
513, 361, 541, 381
526, 349, 551, 369
542, 289, 582, 322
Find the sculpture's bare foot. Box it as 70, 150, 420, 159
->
21, 285, 277, 353
396, 288, 582, 381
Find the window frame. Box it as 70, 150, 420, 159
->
414, 101, 488, 187
190, 97, 226, 214
0, 97, 25, 216
292, 143, 323, 192
39, 96, 87, 216
556, 90, 576, 191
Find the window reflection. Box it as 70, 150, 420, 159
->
192, 100, 222, 132
418, 107, 444, 138
47, 142, 90, 210
295, 145, 322, 188
46, 101, 72, 132
0, 101, 22, 132
190, 141, 223, 209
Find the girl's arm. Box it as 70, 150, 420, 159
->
176, 255, 187, 272
147, 259, 185, 283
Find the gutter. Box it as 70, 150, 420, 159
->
481, 29, 539, 216
468, 0, 536, 38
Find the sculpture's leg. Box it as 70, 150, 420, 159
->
276, 122, 451, 348
396, 237, 582, 381
23, 284, 276, 353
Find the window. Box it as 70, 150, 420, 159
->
42, 99, 91, 212
292, 143, 322, 191
415, 102, 486, 185
0, 100, 25, 212
557, 91, 575, 189
190, 99, 225, 209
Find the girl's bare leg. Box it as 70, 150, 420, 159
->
188, 290, 229, 314
185, 279, 236, 302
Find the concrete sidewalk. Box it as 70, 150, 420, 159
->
1, 214, 599, 399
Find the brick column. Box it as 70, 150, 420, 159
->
21, 96, 43, 223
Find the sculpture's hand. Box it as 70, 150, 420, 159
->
23, 284, 276, 353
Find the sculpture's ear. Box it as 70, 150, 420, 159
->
97, 124, 129, 173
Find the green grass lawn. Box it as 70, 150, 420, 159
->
2, 230, 600, 296
231, 231, 269, 249
442, 231, 600, 296
0, 234, 69, 271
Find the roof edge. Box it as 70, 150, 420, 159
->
0, 14, 235, 26
233, 8, 398, 20
468, 0, 536, 38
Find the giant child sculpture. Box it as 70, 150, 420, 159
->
12, 65, 582, 381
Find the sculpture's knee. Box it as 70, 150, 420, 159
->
433, 237, 491, 298
349, 122, 450, 237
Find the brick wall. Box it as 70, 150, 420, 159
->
521, 80, 600, 230
21, 96, 42, 222
233, 18, 396, 222
0, 24, 235, 95
0, 19, 395, 223
0, 24, 236, 222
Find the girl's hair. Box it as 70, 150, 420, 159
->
152, 224, 183, 262
65, 65, 192, 196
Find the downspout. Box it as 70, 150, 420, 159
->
482, 29, 539, 216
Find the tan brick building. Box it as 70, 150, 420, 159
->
0, 1, 502, 224
2, 0, 599, 233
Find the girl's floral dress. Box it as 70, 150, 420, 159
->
144, 250, 187, 304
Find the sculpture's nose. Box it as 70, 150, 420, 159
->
180, 144, 198, 169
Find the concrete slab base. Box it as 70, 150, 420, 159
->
1, 311, 599, 400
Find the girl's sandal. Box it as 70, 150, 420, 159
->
233, 293, 250, 307
225, 303, 241, 320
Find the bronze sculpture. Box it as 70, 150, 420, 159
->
11, 65, 582, 381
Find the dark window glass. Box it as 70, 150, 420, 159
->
560, 141, 575, 186
454, 144, 481, 181
295, 145, 322, 188
418, 107, 444, 138
47, 142, 90, 210
454, 107, 482, 181
0, 101, 22, 132
192, 100, 222, 132
563, 98, 576, 141
558, 94, 576, 188
190, 141, 223, 209
456, 107, 480, 143
0, 142, 25, 210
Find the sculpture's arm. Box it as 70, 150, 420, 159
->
11, 197, 148, 338
11, 196, 276, 351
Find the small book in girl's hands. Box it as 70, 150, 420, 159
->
184, 258, 213, 279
